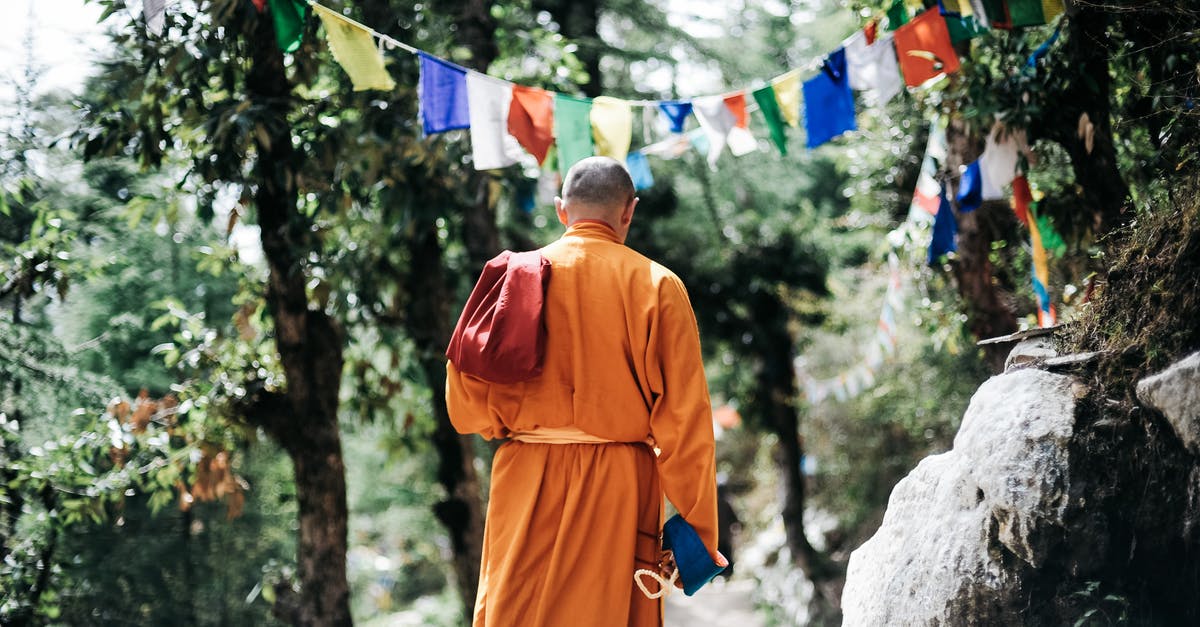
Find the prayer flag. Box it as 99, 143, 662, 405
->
723, 93, 758, 156
658, 101, 694, 134
1027, 22, 1063, 67
894, 9, 961, 87
693, 95, 737, 168
554, 94, 594, 178
1042, 0, 1065, 22
910, 118, 947, 220
1025, 190, 1055, 327
312, 4, 395, 92
943, 8, 989, 43
771, 70, 802, 128
144, 0, 166, 36
1035, 208, 1066, 256
687, 127, 711, 158
752, 85, 789, 155
864, 19, 879, 44
957, 160, 983, 212
802, 48, 856, 149
590, 97, 633, 162
928, 188, 958, 264
466, 73, 523, 170
844, 31, 904, 105
980, 0, 1012, 28
508, 86, 554, 165
626, 152, 654, 191
1011, 173, 1033, 226
979, 124, 1023, 200
641, 134, 693, 160
419, 53, 470, 135
252, 0, 267, 13
1008, 0, 1050, 26
886, 0, 910, 31
268, 0, 308, 54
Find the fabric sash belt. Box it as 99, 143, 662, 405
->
509, 425, 616, 444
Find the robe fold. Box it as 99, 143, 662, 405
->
447, 221, 720, 627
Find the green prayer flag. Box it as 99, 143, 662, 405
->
1008, 0, 1047, 26
1031, 204, 1066, 256
886, 0, 910, 31
945, 14, 988, 42
554, 94, 594, 179
269, 0, 308, 53
752, 85, 788, 156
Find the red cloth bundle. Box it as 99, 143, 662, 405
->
446, 250, 552, 384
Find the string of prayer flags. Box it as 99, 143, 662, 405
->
419, 53, 470, 135
844, 31, 904, 106
723, 93, 759, 157
508, 86, 555, 165
751, 85, 789, 155
268, 0, 309, 53
956, 160, 983, 212
590, 97, 633, 162
693, 95, 738, 168
803, 48, 857, 149
466, 74, 522, 170
626, 152, 654, 191
928, 188, 958, 264
144, 0, 166, 36
312, 4, 396, 92
771, 70, 803, 128
658, 101, 694, 134
894, 8, 961, 87
554, 94, 594, 178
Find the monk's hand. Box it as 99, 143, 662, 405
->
715, 550, 729, 569
656, 550, 681, 589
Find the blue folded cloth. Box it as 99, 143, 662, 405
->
662, 514, 725, 596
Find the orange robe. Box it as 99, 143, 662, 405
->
446, 220, 719, 627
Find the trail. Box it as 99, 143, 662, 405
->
664, 578, 765, 626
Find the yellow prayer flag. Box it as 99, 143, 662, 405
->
771, 70, 802, 128
1042, 0, 1064, 21
312, 4, 395, 92
590, 96, 633, 162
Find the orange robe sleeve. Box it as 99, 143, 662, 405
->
446, 361, 507, 440
646, 275, 720, 559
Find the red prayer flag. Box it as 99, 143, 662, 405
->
893, 9, 961, 87
507, 86, 555, 165
864, 19, 879, 45
252, 0, 267, 12
1011, 174, 1033, 226
722, 92, 749, 128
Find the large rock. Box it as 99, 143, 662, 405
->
1136, 350, 1200, 454
842, 369, 1081, 626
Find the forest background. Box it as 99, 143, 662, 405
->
2, 0, 1197, 625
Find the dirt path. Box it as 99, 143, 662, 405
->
664, 578, 765, 626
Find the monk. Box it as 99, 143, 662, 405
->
446, 156, 723, 626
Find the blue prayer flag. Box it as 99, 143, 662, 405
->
928, 188, 958, 264
419, 52, 470, 135
802, 48, 857, 149
657, 101, 694, 134
956, 160, 982, 212
626, 152, 654, 191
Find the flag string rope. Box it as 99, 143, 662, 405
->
306, 0, 838, 108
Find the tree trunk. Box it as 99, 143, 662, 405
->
1036, 6, 1129, 235
532, 0, 603, 96
248, 11, 352, 627
405, 216, 486, 621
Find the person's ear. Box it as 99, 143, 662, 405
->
620, 196, 639, 226
555, 197, 569, 226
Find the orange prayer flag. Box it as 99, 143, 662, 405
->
893, 9, 961, 87
507, 85, 555, 165
722, 93, 749, 128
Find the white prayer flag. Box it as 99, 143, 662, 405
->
465, 73, 522, 171
144, 0, 166, 36
979, 123, 1027, 200
844, 31, 903, 106
692, 96, 736, 169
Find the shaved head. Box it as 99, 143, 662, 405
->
562, 157, 635, 211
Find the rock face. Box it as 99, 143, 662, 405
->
1136, 350, 1200, 454
841, 369, 1080, 626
